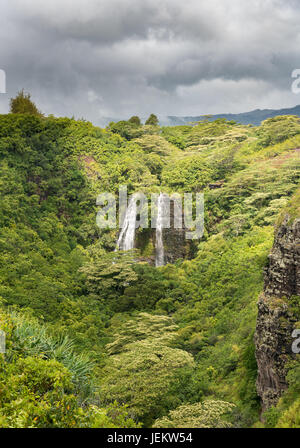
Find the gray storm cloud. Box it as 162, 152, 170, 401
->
0, 0, 300, 124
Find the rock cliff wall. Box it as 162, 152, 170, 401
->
255, 214, 300, 410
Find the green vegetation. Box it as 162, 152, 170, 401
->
0, 105, 299, 427
262, 360, 300, 428
145, 114, 159, 126
0, 307, 138, 428
10, 90, 42, 116
153, 401, 235, 428
128, 116, 142, 126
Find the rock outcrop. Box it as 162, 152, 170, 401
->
255, 214, 300, 410
136, 199, 196, 265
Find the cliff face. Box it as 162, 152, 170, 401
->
255, 215, 300, 410
136, 226, 194, 265
136, 201, 195, 265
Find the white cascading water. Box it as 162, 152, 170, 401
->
155, 193, 165, 267
116, 195, 137, 251
117, 193, 165, 267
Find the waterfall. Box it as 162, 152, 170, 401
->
155, 193, 165, 267
116, 195, 137, 251
116, 192, 166, 267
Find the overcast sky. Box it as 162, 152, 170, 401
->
1, 0, 300, 125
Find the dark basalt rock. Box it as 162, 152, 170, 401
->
264, 217, 300, 298
255, 216, 300, 410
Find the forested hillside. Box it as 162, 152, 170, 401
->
0, 110, 299, 427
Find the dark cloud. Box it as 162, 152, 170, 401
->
1, 0, 300, 123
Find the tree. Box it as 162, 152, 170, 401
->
145, 114, 159, 126
108, 120, 143, 140
79, 251, 138, 298
10, 90, 42, 116
106, 312, 179, 355
128, 116, 141, 126
100, 313, 195, 425
153, 400, 235, 428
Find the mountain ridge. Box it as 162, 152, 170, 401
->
101, 105, 300, 127
163, 104, 300, 126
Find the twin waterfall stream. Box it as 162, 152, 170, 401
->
116, 193, 165, 267
155, 193, 165, 267
116, 196, 137, 252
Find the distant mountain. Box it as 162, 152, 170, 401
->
163, 104, 300, 126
